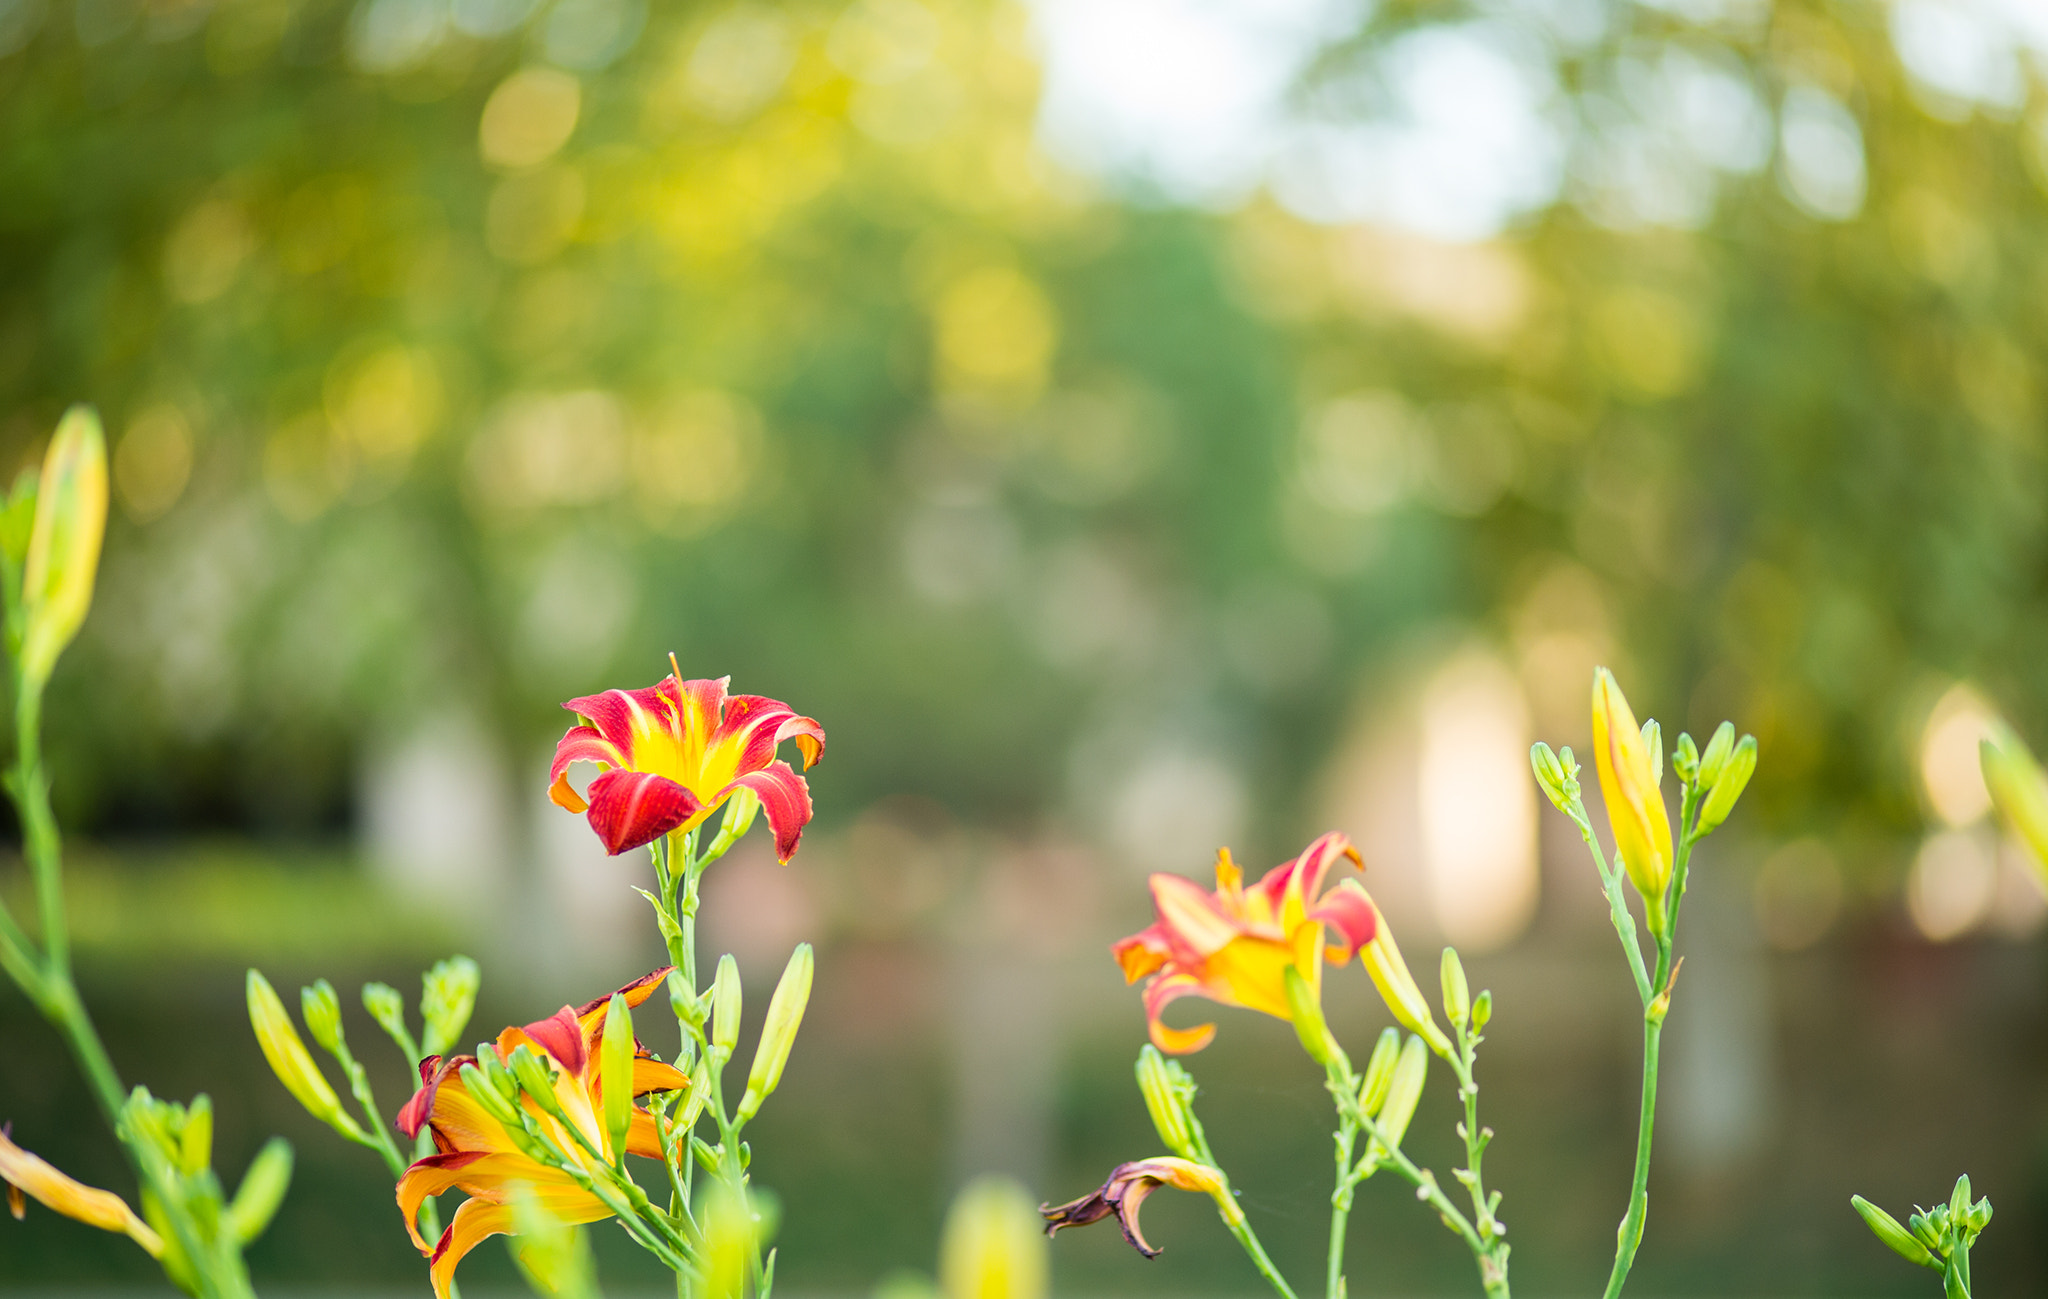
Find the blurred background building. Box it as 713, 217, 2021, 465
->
6, 0, 2048, 1292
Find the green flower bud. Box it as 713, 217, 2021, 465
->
509, 1045, 559, 1110
667, 968, 703, 1029
361, 982, 412, 1055
738, 943, 813, 1123
1470, 989, 1493, 1032
0, 468, 37, 570
938, 1177, 1047, 1299
1530, 743, 1572, 813
19, 406, 107, 689
1283, 965, 1344, 1068
1134, 1045, 1197, 1159
1641, 719, 1663, 789
459, 1062, 523, 1128
300, 980, 343, 1056
1440, 947, 1470, 1031
246, 970, 363, 1140
509, 1185, 597, 1299
1852, 1195, 1938, 1270
179, 1094, 213, 1177
1361, 1034, 1427, 1174
420, 956, 480, 1059
1969, 1196, 1993, 1233
1695, 734, 1757, 834
1908, 1210, 1940, 1250
711, 954, 742, 1059
1356, 1027, 1400, 1117
1673, 731, 1700, 784
1949, 1174, 1971, 1225
600, 993, 634, 1157
706, 788, 763, 861
1697, 722, 1735, 788
226, 1139, 293, 1246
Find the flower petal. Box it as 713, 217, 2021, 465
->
0, 1126, 161, 1258
429, 1192, 604, 1299
1310, 879, 1379, 964
1141, 972, 1219, 1055
728, 760, 813, 862
569, 966, 676, 1045
520, 1006, 589, 1078
1111, 926, 1171, 984
562, 685, 679, 765
548, 725, 625, 814
1147, 873, 1243, 963
585, 770, 704, 856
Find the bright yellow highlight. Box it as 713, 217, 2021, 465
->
1591, 667, 1673, 933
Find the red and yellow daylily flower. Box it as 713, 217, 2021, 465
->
1041, 1156, 1233, 1257
394, 969, 690, 1299
548, 663, 825, 859
0, 1122, 162, 1256
1112, 832, 1378, 1055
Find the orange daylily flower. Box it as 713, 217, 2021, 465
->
1112, 832, 1378, 1054
1041, 1156, 1230, 1257
548, 665, 825, 859
0, 1122, 162, 1257
394, 969, 690, 1299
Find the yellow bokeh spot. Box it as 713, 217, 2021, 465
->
325, 342, 442, 464
479, 68, 582, 171
113, 404, 195, 523
486, 167, 586, 264
932, 264, 1057, 409
163, 199, 252, 304
634, 389, 764, 533
1592, 286, 1706, 400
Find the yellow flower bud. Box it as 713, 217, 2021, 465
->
246, 969, 363, 1140
939, 1176, 1048, 1299
1984, 726, 2048, 882
19, 406, 108, 689
1439, 947, 1470, 1031
1357, 894, 1454, 1059
738, 942, 813, 1123
1591, 668, 1673, 931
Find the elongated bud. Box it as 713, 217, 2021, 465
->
0, 469, 36, 570
1968, 1196, 1993, 1233
509, 1045, 559, 1109
178, 1095, 212, 1176
667, 968, 704, 1029
300, 981, 343, 1056
1470, 989, 1492, 1032
939, 1176, 1049, 1299
1356, 1027, 1400, 1116
1439, 948, 1470, 1032
226, 1138, 293, 1246
246, 970, 362, 1139
1282, 965, 1343, 1067
1852, 1195, 1937, 1269
1591, 669, 1674, 931
1695, 734, 1757, 835
1696, 721, 1735, 789
1673, 731, 1700, 784
711, 954, 742, 1059
1357, 894, 1454, 1059
707, 788, 762, 860
1134, 1046, 1197, 1159
421, 956, 481, 1059
700, 1182, 761, 1299
1982, 727, 2048, 879
600, 993, 635, 1157
1641, 719, 1663, 788
19, 406, 108, 689
1949, 1174, 1971, 1225
738, 943, 813, 1123
458, 1062, 523, 1128
1908, 1209, 1939, 1250
1530, 743, 1572, 814
1361, 1034, 1427, 1172
480, 1049, 528, 1115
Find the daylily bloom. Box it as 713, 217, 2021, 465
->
1041, 1156, 1231, 1257
394, 969, 691, 1299
1112, 832, 1378, 1054
0, 1122, 162, 1256
549, 665, 825, 859
1591, 668, 1673, 931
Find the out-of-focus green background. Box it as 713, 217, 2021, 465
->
7, 0, 2048, 1292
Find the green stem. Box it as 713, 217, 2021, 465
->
1602, 1007, 1662, 1299
1327, 1111, 1355, 1299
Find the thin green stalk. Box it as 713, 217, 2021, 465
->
1177, 1110, 1296, 1299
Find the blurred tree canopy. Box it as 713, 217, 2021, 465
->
1, 0, 2046, 879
